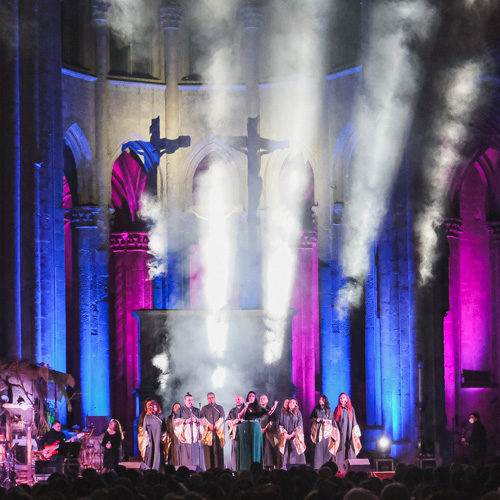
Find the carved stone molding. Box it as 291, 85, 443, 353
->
239, 5, 263, 29
160, 2, 182, 29
445, 218, 463, 239
300, 231, 318, 248
332, 202, 344, 226
92, 0, 111, 24
110, 233, 150, 251
66, 206, 110, 228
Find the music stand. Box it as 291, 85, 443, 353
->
62, 441, 81, 460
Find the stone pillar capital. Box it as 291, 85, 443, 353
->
160, 2, 182, 29
445, 218, 462, 239
66, 206, 111, 228
239, 4, 264, 29
92, 0, 111, 25
300, 231, 318, 249
110, 232, 150, 251
332, 202, 344, 225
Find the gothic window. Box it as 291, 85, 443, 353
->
108, 9, 162, 81
61, 0, 94, 73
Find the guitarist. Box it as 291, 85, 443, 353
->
39, 421, 66, 461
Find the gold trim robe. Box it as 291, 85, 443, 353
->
201, 417, 226, 447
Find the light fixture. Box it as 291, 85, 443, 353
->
376, 436, 392, 458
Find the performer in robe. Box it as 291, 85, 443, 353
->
174, 393, 205, 470
165, 402, 181, 466
200, 392, 225, 469
137, 399, 151, 457
310, 395, 339, 469
141, 400, 166, 471
236, 391, 278, 471
101, 419, 123, 471
226, 394, 245, 471
259, 394, 278, 469
278, 398, 306, 468
333, 392, 362, 472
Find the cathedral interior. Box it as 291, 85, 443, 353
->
2, 0, 500, 465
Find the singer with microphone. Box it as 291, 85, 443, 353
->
200, 392, 225, 469
236, 391, 278, 471
173, 393, 205, 470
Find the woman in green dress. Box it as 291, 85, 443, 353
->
236, 391, 277, 470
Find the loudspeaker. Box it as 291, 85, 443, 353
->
286, 463, 309, 470
175, 465, 203, 472
64, 459, 81, 475
35, 460, 64, 475
348, 458, 371, 472
34, 474, 52, 482
14, 444, 26, 463
375, 458, 394, 471
417, 458, 436, 469
119, 462, 143, 469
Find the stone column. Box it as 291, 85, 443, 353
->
68, 207, 111, 420
109, 232, 153, 454
290, 231, 320, 424
0, 0, 21, 359
376, 168, 417, 460
92, 0, 111, 206
36, 0, 67, 373
364, 246, 383, 449
160, 2, 184, 308
487, 221, 500, 397
444, 218, 462, 441
0, 0, 66, 368
321, 203, 351, 400
161, 2, 182, 144
239, 4, 262, 119
239, 4, 264, 309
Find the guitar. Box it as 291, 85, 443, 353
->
41, 441, 59, 459
40, 433, 85, 460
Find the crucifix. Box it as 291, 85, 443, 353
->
122, 117, 190, 309
226, 116, 289, 308
122, 116, 191, 196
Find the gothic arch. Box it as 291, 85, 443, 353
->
109, 132, 146, 167
263, 146, 317, 210
183, 136, 246, 210
63, 123, 92, 203
64, 122, 92, 166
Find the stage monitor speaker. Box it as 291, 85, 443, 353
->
85, 416, 109, 435
35, 460, 64, 475
175, 465, 203, 472
119, 462, 143, 469
348, 458, 372, 472
375, 458, 394, 471
34, 474, 52, 482
286, 463, 310, 470
64, 459, 81, 475
417, 458, 437, 469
